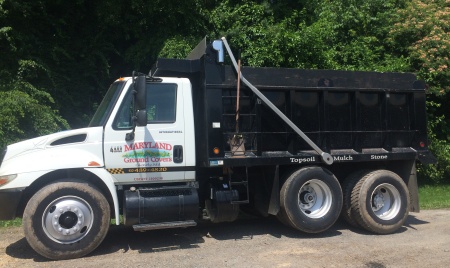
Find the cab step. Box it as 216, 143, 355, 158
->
132, 220, 197, 232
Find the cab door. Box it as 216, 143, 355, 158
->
103, 78, 192, 184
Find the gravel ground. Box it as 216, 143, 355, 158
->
1, 209, 450, 268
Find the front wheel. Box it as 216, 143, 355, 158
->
279, 167, 342, 233
23, 181, 110, 260
350, 170, 410, 234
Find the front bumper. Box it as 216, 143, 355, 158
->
0, 188, 23, 220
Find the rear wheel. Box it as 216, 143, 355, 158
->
23, 181, 110, 260
276, 206, 292, 227
341, 170, 369, 228
350, 170, 410, 234
279, 167, 342, 233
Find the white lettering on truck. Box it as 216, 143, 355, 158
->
290, 157, 315, 163
371, 155, 388, 160
333, 155, 353, 161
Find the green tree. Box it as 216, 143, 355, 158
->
389, 0, 450, 95
160, 0, 408, 71
389, 0, 450, 183
0, 2, 69, 147
0, 0, 119, 129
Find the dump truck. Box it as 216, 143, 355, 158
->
0, 38, 435, 259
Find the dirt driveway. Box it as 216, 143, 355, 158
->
1, 209, 450, 268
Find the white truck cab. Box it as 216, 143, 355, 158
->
0, 75, 196, 215
99, 77, 196, 185
0, 75, 198, 259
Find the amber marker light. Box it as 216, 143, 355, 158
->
0, 174, 17, 186
213, 147, 220, 155
88, 161, 101, 167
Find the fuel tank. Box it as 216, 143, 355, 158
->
123, 186, 199, 225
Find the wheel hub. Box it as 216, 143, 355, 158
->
53, 207, 84, 235
372, 192, 385, 211
43, 196, 93, 243
299, 186, 316, 209
60, 211, 78, 229
370, 183, 401, 220
297, 180, 333, 218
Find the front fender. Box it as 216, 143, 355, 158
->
1, 167, 120, 224
85, 168, 120, 225
0, 146, 105, 189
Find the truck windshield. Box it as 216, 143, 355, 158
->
88, 81, 126, 127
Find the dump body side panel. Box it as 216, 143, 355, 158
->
152, 51, 430, 169
203, 65, 428, 167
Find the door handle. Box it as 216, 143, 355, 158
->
173, 145, 183, 163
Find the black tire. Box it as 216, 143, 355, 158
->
205, 190, 239, 223
23, 181, 110, 260
276, 206, 293, 227
280, 167, 343, 233
350, 170, 410, 234
341, 170, 370, 228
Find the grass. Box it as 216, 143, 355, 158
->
418, 184, 450, 210
0, 185, 449, 228
0, 218, 22, 228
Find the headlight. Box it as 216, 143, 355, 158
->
0, 174, 17, 187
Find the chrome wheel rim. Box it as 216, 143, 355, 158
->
371, 183, 401, 220
42, 196, 94, 244
298, 179, 333, 218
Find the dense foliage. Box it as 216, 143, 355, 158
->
388, 0, 450, 183
0, 0, 449, 182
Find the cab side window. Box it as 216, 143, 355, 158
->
147, 84, 177, 124
112, 83, 177, 129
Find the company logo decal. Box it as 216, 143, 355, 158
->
121, 142, 173, 166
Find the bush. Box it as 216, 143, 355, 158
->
417, 101, 450, 184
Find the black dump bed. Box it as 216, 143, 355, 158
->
152, 42, 434, 168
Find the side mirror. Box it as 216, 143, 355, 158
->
136, 110, 147, 126
126, 73, 148, 140
134, 75, 147, 110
